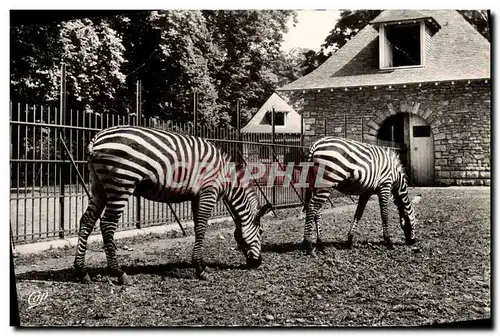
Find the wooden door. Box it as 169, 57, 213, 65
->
409, 114, 434, 185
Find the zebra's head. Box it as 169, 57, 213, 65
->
234, 199, 273, 269
229, 166, 272, 268
392, 161, 420, 245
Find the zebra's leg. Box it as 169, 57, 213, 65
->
100, 191, 133, 285
303, 188, 329, 256
191, 188, 217, 280
303, 207, 316, 255
378, 184, 394, 249
315, 212, 325, 254
346, 193, 371, 249
73, 195, 106, 283
73, 169, 106, 283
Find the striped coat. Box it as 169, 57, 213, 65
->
74, 125, 271, 284
302, 137, 420, 255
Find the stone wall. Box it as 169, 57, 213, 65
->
280, 79, 490, 186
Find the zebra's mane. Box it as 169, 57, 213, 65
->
235, 164, 259, 203
387, 148, 409, 184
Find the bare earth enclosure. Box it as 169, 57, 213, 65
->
14, 187, 490, 327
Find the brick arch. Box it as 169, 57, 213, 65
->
364, 101, 438, 142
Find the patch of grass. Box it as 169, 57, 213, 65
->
14, 188, 490, 327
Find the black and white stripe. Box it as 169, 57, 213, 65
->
302, 137, 420, 255
74, 125, 271, 284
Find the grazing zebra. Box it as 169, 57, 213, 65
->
302, 137, 421, 255
74, 125, 272, 284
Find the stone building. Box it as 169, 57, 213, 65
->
277, 10, 490, 186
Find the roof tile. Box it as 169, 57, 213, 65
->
278, 10, 490, 91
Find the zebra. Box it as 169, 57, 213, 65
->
302, 136, 421, 255
74, 125, 272, 284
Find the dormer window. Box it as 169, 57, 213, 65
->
371, 14, 441, 70
379, 21, 425, 69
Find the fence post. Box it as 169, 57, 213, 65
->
324, 118, 327, 136
236, 99, 241, 140
135, 79, 142, 127
271, 107, 276, 206
300, 114, 304, 147
299, 114, 305, 202
58, 63, 67, 239
193, 89, 198, 137
344, 112, 347, 139
361, 118, 364, 142
236, 99, 242, 164
135, 79, 142, 229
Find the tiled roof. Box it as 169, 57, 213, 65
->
278, 10, 490, 91
370, 10, 431, 24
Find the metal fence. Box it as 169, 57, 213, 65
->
10, 98, 406, 245
9, 102, 308, 244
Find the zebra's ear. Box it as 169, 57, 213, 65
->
258, 203, 273, 218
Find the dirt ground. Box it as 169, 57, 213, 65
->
10, 185, 302, 244
13, 187, 490, 327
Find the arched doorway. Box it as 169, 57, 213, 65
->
377, 113, 434, 186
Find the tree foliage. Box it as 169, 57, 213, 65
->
58, 18, 126, 112
10, 18, 127, 113
202, 10, 295, 124
322, 10, 382, 52
114, 10, 226, 125
10, 10, 296, 127
458, 10, 490, 41
10, 23, 62, 102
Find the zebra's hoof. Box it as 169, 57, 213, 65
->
302, 240, 314, 251
73, 267, 91, 284
307, 249, 317, 258
118, 273, 130, 285
198, 271, 211, 281
82, 273, 92, 284
406, 238, 416, 245
386, 241, 394, 250
346, 235, 354, 249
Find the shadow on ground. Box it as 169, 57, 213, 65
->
261, 239, 405, 254
16, 239, 408, 283
15, 261, 248, 283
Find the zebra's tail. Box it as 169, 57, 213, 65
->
86, 135, 97, 158
85, 135, 105, 201
302, 188, 313, 212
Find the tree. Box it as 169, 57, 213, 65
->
10, 18, 127, 113
300, 49, 331, 76
107, 10, 227, 126
11, 10, 297, 127
269, 48, 308, 87
57, 18, 126, 112
458, 10, 490, 41
10, 23, 62, 103
144, 10, 224, 125
322, 10, 382, 52
202, 10, 296, 125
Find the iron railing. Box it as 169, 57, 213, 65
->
10, 101, 406, 245
9, 102, 307, 244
